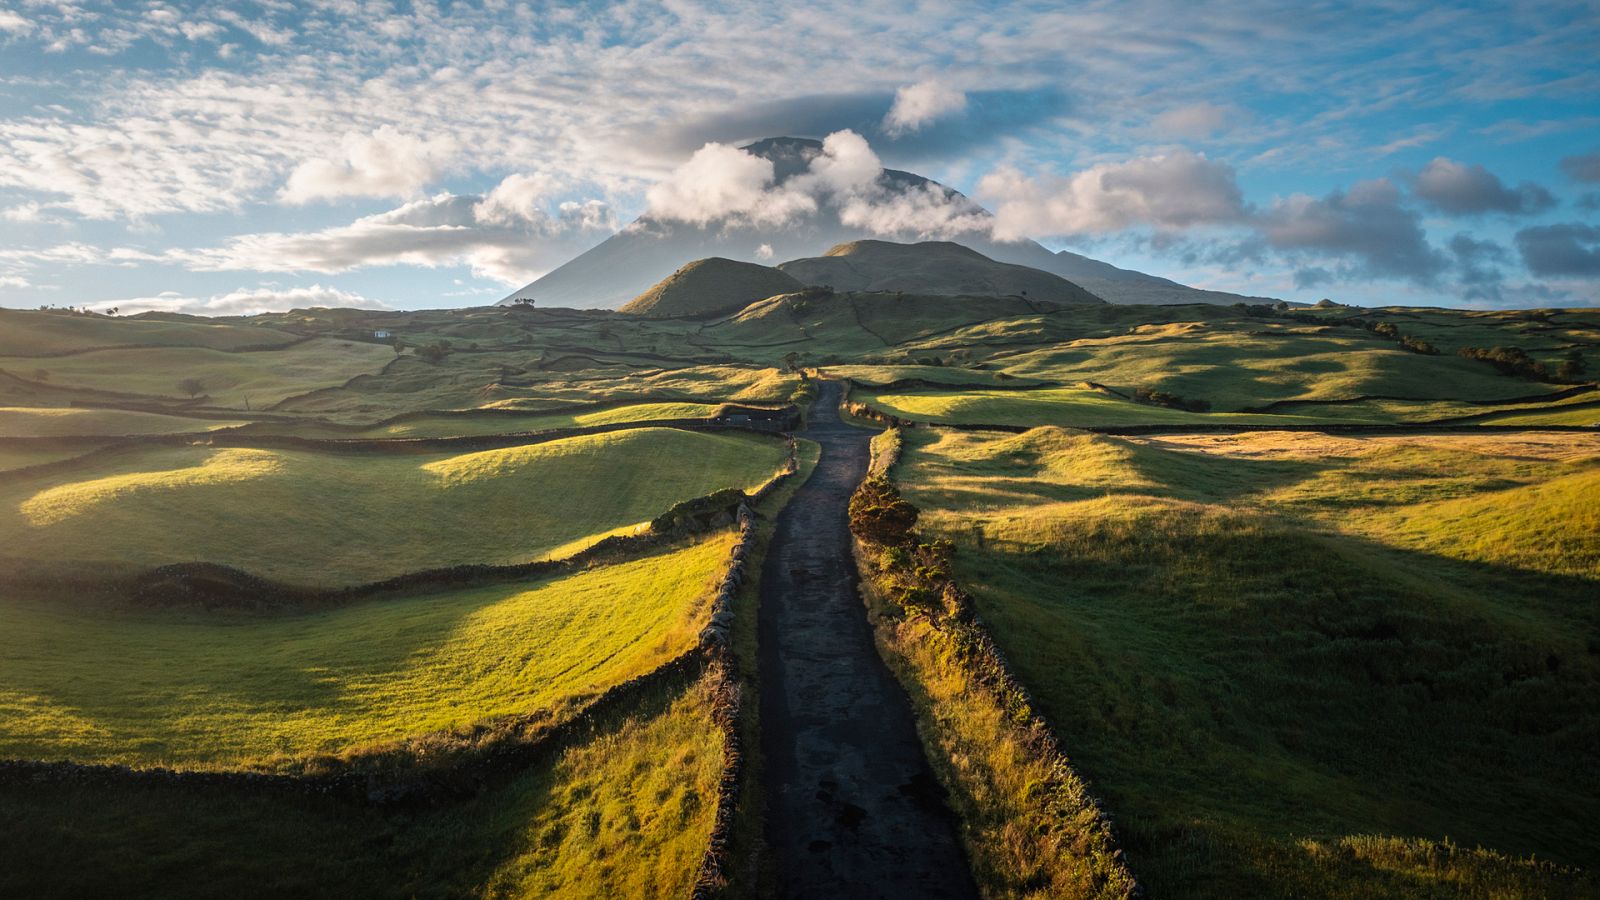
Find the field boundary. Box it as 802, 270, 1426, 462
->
850, 426, 1141, 898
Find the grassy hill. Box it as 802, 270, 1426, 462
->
0, 534, 732, 767
893, 426, 1600, 895
0, 338, 394, 408
0, 309, 301, 356
779, 239, 1104, 305
0, 428, 788, 585
618, 257, 803, 318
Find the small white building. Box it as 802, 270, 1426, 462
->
374, 330, 391, 339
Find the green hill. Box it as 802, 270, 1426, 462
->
778, 240, 1104, 305
617, 257, 804, 318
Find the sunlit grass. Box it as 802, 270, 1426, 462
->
0, 338, 393, 407
0, 534, 732, 767
0, 675, 725, 899
0, 406, 246, 437
0, 427, 787, 585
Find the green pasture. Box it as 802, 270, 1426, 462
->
0, 427, 788, 585
0, 534, 732, 767
859, 385, 1309, 427
0, 338, 393, 407
0, 406, 245, 437
0, 676, 722, 899
0, 309, 300, 356
990, 325, 1563, 410
894, 426, 1600, 896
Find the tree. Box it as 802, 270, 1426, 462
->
511, 297, 536, 310
178, 377, 205, 398
415, 341, 452, 364
1557, 350, 1588, 382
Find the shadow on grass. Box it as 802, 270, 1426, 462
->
934, 506, 1600, 898
0, 672, 707, 900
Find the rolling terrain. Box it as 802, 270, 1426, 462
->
0, 272, 1596, 898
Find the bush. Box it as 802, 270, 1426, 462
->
1400, 335, 1439, 355
1557, 350, 1588, 382
1458, 346, 1549, 380
414, 341, 453, 365
848, 476, 918, 545
1133, 387, 1212, 412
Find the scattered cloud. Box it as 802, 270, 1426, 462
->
1515, 223, 1600, 278
883, 81, 967, 136
0, 9, 33, 35
111, 284, 389, 317
281, 127, 458, 204
1409, 157, 1555, 216
1258, 179, 1446, 283
979, 150, 1247, 240
1560, 151, 1600, 183
643, 141, 811, 227
1149, 103, 1231, 138
177, 191, 616, 285
643, 130, 987, 239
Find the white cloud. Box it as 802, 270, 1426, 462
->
979, 150, 1247, 239
644, 129, 982, 239
643, 141, 813, 227
755, 243, 774, 260
175, 191, 616, 286
883, 81, 966, 136
111, 284, 390, 317
475, 172, 561, 226
281, 126, 458, 204
1150, 103, 1229, 138
0, 9, 33, 35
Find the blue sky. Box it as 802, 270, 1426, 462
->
0, 0, 1597, 313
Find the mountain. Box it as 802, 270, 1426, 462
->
501, 137, 1272, 308
618, 257, 804, 318
777, 240, 1103, 305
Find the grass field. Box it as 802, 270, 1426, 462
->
0, 406, 246, 437
0, 309, 301, 356
894, 426, 1600, 895
0, 534, 732, 767
859, 385, 1310, 427
0, 338, 394, 407
0, 675, 723, 899
988, 325, 1565, 410
363, 402, 721, 437
0, 427, 787, 585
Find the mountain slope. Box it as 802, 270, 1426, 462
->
778, 240, 1103, 305
619, 257, 804, 318
501, 137, 1272, 308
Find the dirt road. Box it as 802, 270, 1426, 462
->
757, 382, 977, 899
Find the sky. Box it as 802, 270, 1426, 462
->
0, 0, 1597, 315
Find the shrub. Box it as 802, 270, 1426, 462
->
848, 476, 918, 545
1400, 335, 1439, 355
1458, 346, 1549, 380
1133, 387, 1212, 412
1557, 350, 1588, 382
415, 341, 453, 365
